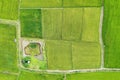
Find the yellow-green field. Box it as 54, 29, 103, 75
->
46, 40, 72, 70
72, 42, 101, 69
62, 8, 83, 41
0, 73, 17, 80
0, 0, 18, 20
21, 0, 62, 8
0, 24, 18, 72
42, 9, 62, 40
81, 8, 101, 42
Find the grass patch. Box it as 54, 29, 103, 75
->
81, 8, 101, 42
103, 0, 120, 68
20, 9, 42, 38
0, 73, 17, 80
62, 8, 83, 41
66, 72, 120, 80
20, 0, 62, 8
72, 42, 101, 69
42, 9, 62, 40
18, 70, 64, 80
0, 0, 18, 20
45, 40, 72, 70
0, 24, 18, 72
63, 0, 102, 7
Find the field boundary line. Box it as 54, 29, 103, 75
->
20, 6, 102, 9
79, 8, 84, 40
0, 71, 19, 75
99, 6, 104, 69
0, 19, 18, 26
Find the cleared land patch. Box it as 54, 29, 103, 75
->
81, 8, 101, 42
42, 9, 62, 40
72, 42, 101, 69
20, 9, 42, 38
20, 0, 62, 8
66, 72, 120, 80
0, 73, 17, 80
0, 24, 18, 72
63, 0, 102, 7
45, 40, 72, 70
18, 70, 64, 80
0, 0, 18, 20
62, 8, 83, 41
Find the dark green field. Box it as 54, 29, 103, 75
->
103, 0, 120, 68
20, 9, 42, 38
0, 24, 18, 72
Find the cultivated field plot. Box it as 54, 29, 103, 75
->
0, 0, 18, 20
18, 70, 64, 80
0, 24, 18, 72
42, 7, 101, 42
72, 42, 101, 69
20, 7, 102, 69
42, 9, 62, 40
20, 9, 42, 38
103, 0, 120, 68
20, 0, 62, 8
81, 8, 101, 42
66, 72, 120, 80
0, 73, 17, 80
63, 0, 102, 7
45, 40, 72, 70
62, 8, 83, 41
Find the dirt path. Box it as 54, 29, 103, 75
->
99, 6, 104, 69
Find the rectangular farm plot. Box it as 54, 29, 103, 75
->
42, 9, 62, 40
81, 8, 101, 42
19, 70, 64, 80
45, 40, 72, 70
63, 0, 102, 7
0, 0, 18, 20
21, 0, 62, 8
20, 9, 42, 38
0, 73, 17, 80
72, 42, 101, 69
66, 72, 120, 80
0, 24, 18, 72
62, 8, 83, 41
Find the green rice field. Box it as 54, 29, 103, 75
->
103, 0, 120, 68
0, 73, 17, 80
45, 40, 72, 70
42, 9, 62, 40
66, 72, 120, 80
0, 0, 18, 20
72, 42, 101, 69
18, 70, 64, 80
1, 0, 120, 80
20, 0, 62, 8
0, 24, 18, 72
